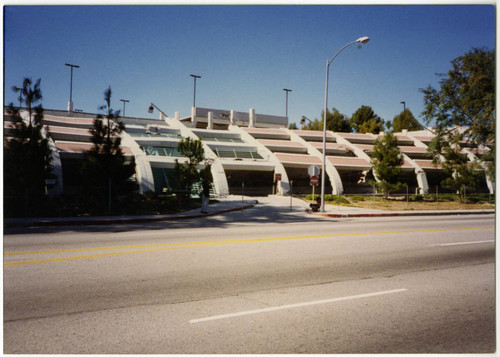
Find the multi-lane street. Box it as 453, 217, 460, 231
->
3, 212, 495, 353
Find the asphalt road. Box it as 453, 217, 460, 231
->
3, 214, 496, 353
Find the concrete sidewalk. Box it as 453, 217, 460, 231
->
3, 196, 260, 228
3, 195, 495, 228
309, 203, 495, 218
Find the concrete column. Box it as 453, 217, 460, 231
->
44, 128, 64, 196
191, 106, 197, 126
120, 134, 155, 194
416, 169, 429, 194
174, 111, 180, 121
67, 101, 73, 115
229, 124, 290, 195
288, 129, 344, 195
230, 110, 235, 125
207, 111, 213, 130
463, 148, 495, 194
405, 132, 434, 194
209, 161, 230, 197
163, 110, 229, 197
249, 108, 255, 128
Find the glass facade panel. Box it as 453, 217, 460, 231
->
141, 146, 182, 157
130, 132, 182, 138
201, 137, 244, 143
151, 167, 177, 193
215, 148, 263, 159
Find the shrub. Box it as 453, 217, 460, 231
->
305, 194, 349, 204
436, 193, 458, 202
463, 194, 493, 204
325, 195, 350, 204
410, 194, 423, 202
349, 195, 365, 202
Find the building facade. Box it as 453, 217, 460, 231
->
4, 106, 494, 197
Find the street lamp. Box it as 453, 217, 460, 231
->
283, 88, 292, 119
300, 115, 313, 126
65, 63, 79, 114
190, 74, 201, 107
147, 102, 168, 119
321, 36, 369, 212
120, 99, 129, 117
401, 101, 406, 111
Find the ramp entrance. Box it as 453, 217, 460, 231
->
226, 169, 274, 196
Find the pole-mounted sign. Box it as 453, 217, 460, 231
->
308, 165, 320, 177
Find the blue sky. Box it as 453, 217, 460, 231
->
4, 4, 496, 128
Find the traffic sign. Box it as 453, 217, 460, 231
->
310, 175, 319, 186
308, 165, 319, 177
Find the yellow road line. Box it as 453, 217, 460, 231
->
4, 241, 201, 255
4, 226, 494, 267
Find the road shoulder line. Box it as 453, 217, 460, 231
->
189, 288, 408, 324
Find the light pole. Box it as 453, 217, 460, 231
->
190, 74, 201, 107
401, 101, 406, 111
321, 36, 370, 212
120, 99, 129, 117
300, 115, 313, 127
147, 102, 168, 120
283, 88, 292, 120
65, 63, 79, 114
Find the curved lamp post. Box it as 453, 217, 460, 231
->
321, 36, 370, 212
300, 115, 313, 126
148, 102, 168, 119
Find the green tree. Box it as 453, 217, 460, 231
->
79, 87, 136, 214
173, 137, 207, 200
420, 47, 495, 182
371, 132, 404, 198
301, 118, 322, 131
392, 109, 421, 132
4, 78, 53, 217
303, 108, 351, 132
288, 122, 298, 130
350, 105, 384, 134
427, 129, 483, 201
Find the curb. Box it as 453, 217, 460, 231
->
306, 209, 495, 218
5, 204, 494, 228
5, 204, 257, 228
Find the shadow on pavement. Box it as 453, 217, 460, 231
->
3, 201, 336, 235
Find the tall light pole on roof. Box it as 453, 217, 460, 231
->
120, 99, 129, 117
321, 36, 370, 213
65, 63, 79, 115
283, 88, 292, 121
190, 74, 201, 108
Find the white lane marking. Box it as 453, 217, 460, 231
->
189, 288, 407, 324
432, 240, 495, 247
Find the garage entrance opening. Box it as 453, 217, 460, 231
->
226, 170, 274, 196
